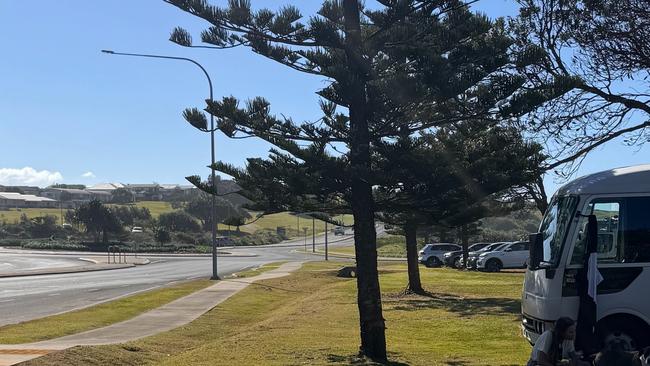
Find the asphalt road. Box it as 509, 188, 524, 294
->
0, 255, 87, 274
0, 232, 357, 326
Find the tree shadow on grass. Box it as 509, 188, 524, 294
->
326, 353, 410, 365
445, 360, 471, 366
385, 292, 521, 317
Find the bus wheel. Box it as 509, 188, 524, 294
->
598, 318, 648, 351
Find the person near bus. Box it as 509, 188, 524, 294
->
527, 317, 586, 366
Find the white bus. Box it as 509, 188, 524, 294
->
522, 165, 650, 351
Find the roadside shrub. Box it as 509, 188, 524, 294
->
22, 240, 87, 251
230, 230, 284, 246
158, 211, 201, 232
174, 232, 197, 244
0, 238, 23, 247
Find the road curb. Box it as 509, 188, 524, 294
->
0, 263, 135, 279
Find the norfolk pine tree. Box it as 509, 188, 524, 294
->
166, 0, 557, 360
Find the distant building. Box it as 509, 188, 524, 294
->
86, 183, 126, 193
41, 188, 111, 207
126, 184, 163, 201
0, 185, 41, 195
0, 192, 58, 209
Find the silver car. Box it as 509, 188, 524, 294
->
418, 243, 461, 267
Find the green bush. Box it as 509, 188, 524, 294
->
0, 238, 24, 247
174, 232, 197, 244
22, 241, 87, 251
230, 230, 284, 246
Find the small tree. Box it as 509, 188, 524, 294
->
158, 211, 201, 232
223, 215, 247, 233
154, 228, 172, 246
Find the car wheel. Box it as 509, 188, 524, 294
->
453, 257, 462, 269
425, 257, 440, 268
485, 259, 502, 273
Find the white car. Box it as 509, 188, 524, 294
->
475, 241, 530, 272
131, 226, 143, 233
418, 243, 461, 267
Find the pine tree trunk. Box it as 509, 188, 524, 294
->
343, 0, 386, 361
405, 221, 424, 293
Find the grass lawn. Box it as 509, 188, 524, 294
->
330, 235, 419, 258
240, 212, 354, 237
27, 263, 530, 366
225, 262, 287, 279
109, 201, 176, 218
0, 208, 64, 225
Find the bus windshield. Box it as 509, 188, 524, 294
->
539, 195, 579, 267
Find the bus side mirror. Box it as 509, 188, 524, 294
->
528, 233, 543, 270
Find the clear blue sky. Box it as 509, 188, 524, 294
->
1, 0, 647, 197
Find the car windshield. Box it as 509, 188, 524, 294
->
468, 243, 487, 251
539, 195, 579, 267
477, 243, 502, 253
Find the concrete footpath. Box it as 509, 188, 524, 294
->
0, 261, 303, 366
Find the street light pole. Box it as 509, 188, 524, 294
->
101, 49, 220, 280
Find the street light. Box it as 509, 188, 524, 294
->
101, 49, 220, 280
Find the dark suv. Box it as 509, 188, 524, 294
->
442, 243, 490, 268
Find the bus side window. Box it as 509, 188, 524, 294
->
622, 197, 650, 263
570, 201, 620, 264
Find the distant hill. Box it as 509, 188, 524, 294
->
477, 208, 543, 242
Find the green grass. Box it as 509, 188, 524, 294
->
0, 201, 176, 224
240, 212, 354, 237
0, 280, 213, 344
330, 235, 418, 258
27, 263, 530, 366
0, 208, 64, 225
225, 261, 287, 279
108, 201, 176, 218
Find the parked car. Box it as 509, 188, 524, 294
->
475, 241, 530, 272
131, 226, 143, 233
466, 242, 510, 270
418, 243, 462, 267
333, 226, 346, 235
443, 243, 491, 268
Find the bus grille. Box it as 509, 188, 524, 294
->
522, 315, 545, 335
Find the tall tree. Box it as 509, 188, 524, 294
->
166, 0, 552, 360
184, 193, 240, 230
376, 122, 544, 289
510, 0, 650, 177
75, 200, 123, 243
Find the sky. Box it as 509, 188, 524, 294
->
1, 0, 648, 197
